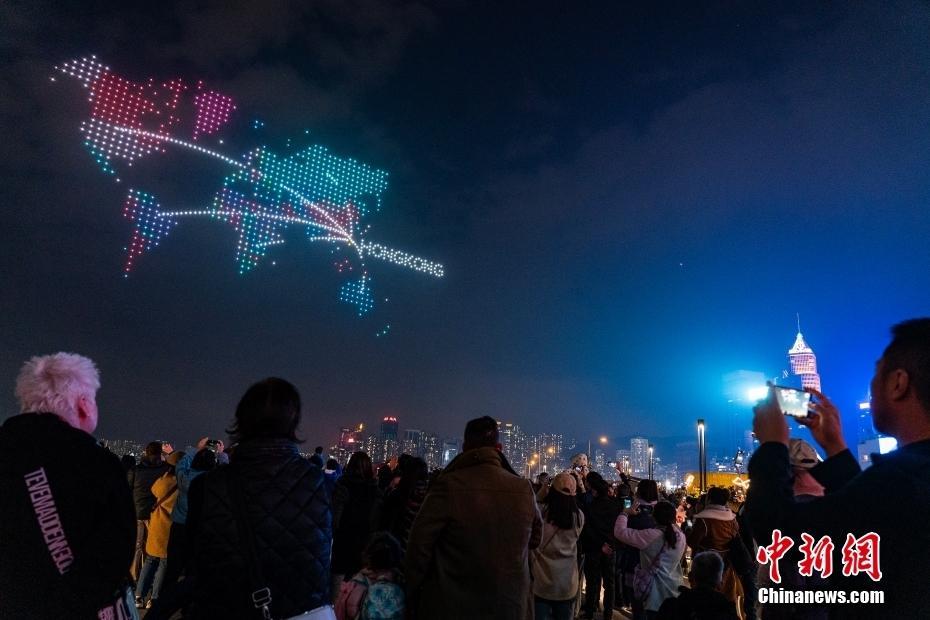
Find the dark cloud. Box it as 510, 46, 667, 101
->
1, 1, 929, 453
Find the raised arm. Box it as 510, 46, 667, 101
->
614, 513, 660, 550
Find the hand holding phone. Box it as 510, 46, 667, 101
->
772, 385, 812, 418
797, 387, 848, 457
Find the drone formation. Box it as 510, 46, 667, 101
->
53, 56, 443, 323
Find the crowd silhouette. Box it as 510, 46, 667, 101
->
2, 318, 930, 619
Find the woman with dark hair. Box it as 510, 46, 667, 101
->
531, 472, 585, 620
614, 500, 686, 619
380, 456, 429, 550
331, 451, 382, 597
619, 478, 662, 615
187, 378, 333, 619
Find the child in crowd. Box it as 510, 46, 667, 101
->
335, 532, 405, 620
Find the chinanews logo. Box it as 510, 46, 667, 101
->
756, 529, 885, 606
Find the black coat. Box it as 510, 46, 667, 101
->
128, 456, 170, 519
747, 440, 930, 619
331, 474, 381, 575
187, 438, 332, 619
0, 413, 136, 619
619, 506, 656, 573
656, 586, 740, 620
580, 494, 621, 554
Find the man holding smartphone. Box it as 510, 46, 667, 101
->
747, 319, 930, 619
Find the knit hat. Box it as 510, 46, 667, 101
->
551, 472, 577, 496
789, 439, 821, 469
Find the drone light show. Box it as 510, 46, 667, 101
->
53, 56, 443, 325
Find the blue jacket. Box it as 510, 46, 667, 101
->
172, 452, 201, 524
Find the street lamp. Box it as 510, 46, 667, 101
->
697, 419, 707, 493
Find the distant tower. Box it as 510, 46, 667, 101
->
788, 315, 822, 392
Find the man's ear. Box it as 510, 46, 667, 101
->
889, 368, 911, 401
76, 395, 89, 420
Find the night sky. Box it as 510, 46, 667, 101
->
2, 1, 930, 461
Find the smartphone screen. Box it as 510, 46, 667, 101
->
773, 385, 812, 418
623, 498, 632, 509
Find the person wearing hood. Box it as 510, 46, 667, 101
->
331, 451, 382, 598
405, 416, 542, 620
686, 487, 743, 617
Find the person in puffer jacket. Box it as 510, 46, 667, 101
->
187, 377, 332, 619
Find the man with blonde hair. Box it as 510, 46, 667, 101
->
0, 353, 136, 619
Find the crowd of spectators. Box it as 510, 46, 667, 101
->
2, 318, 929, 619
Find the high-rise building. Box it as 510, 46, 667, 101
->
381, 416, 399, 442
856, 399, 897, 468
403, 429, 423, 456
630, 437, 649, 477
788, 322, 822, 392
441, 438, 459, 466
497, 421, 526, 473
332, 423, 365, 464
421, 433, 442, 469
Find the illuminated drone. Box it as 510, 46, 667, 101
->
53, 56, 443, 321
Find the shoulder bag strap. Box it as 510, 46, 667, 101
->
152, 484, 178, 511
225, 466, 274, 620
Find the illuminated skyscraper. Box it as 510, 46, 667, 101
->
630, 437, 649, 477
788, 319, 821, 392
380, 416, 399, 442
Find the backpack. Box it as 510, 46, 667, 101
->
334, 574, 404, 620
361, 578, 404, 620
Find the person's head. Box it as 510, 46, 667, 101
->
144, 441, 164, 462
362, 532, 404, 572
15, 353, 101, 433
789, 438, 825, 497
325, 458, 339, 471
653, 500, 680, 548
314, 446, 324, 455
690, 551, 725, 590
345, 451, 374, 480
536, 472, 551, 487
228, 378, 301, 444
192, 447, 218, 472
543, 473, 580, 529
870, 319, 930, 442
165, 451, 184, 469
462, 416, 500, 452
120, 454, 136, 471
587, 471, 609, 497
401, 456, 428, 482
636, 479, 659, 502
571, 453, 588, 469
706, 486, 730, 507
616, 483, 632, 498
